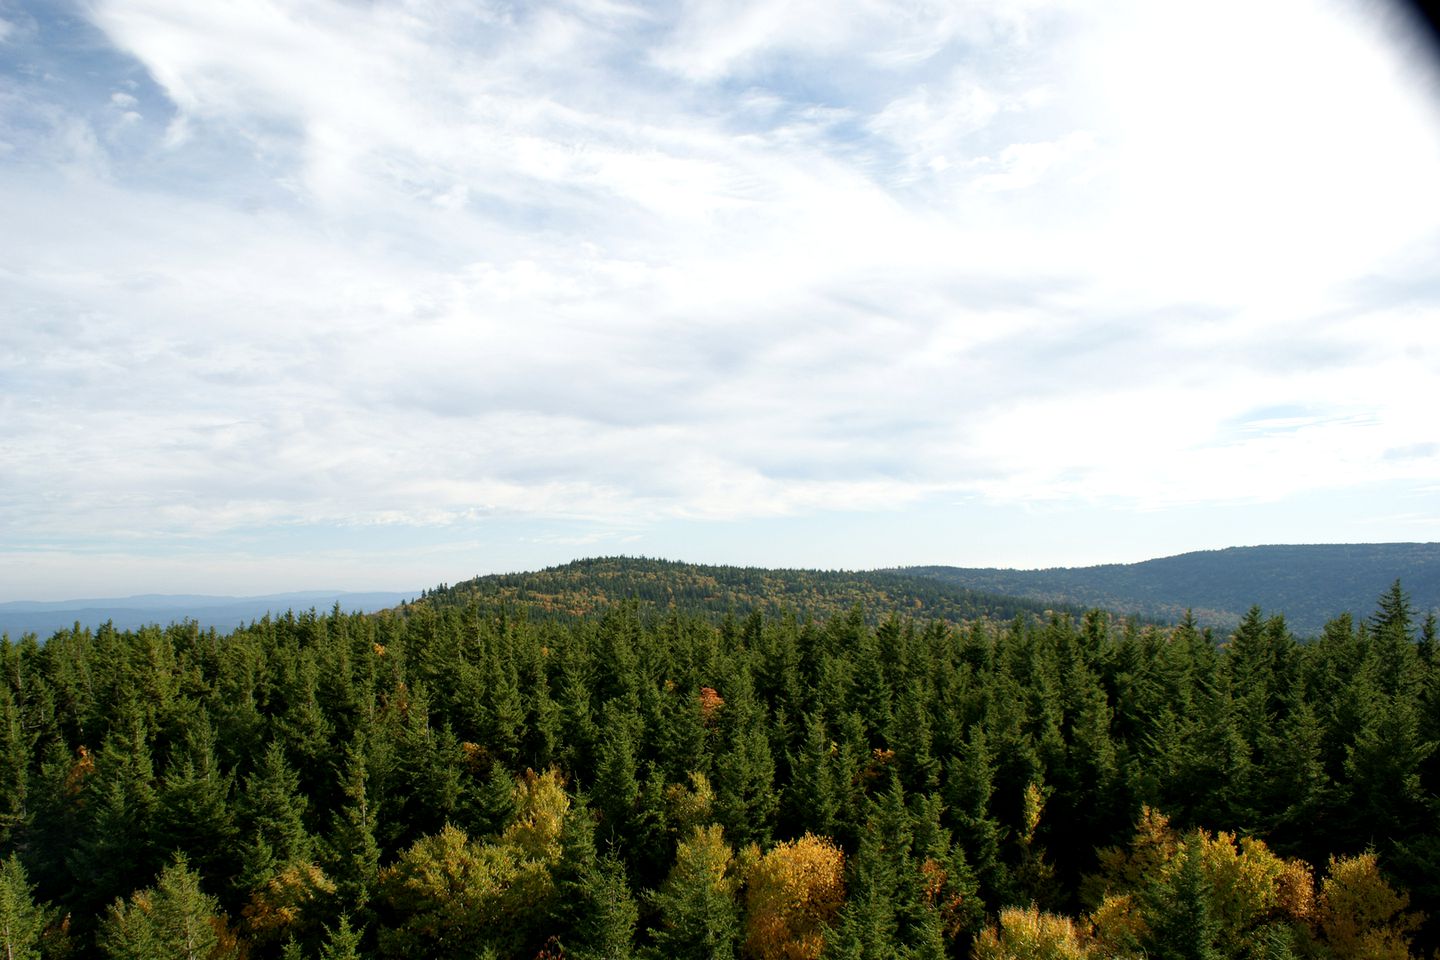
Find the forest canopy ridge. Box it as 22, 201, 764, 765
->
1, 576, 1437, 958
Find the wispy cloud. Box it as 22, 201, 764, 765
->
1, 0, 1438, 595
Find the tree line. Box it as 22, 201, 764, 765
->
0, 580, 1436, 958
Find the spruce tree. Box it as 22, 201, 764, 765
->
654, 679, 707, 786
784, 712, 841, 839
550, 789, 600, 941
1370, 580, 1416, 643
71, 706, 161, 917
1419, 612, 1437, 666
555, 634, 600, 779
1343, 686, 1432, 846
480, 640, 526, 767
464, 765, 518, 839
274, 649, 334, 803
945, 726, 1008, 905
0, 686, 28, 848
0, 855, 48, 960
891, 678, 939, 794
648, 825, 740, 960
848, 617, 894, 747
569, 850, 638, 960
325, 733, 381, 917
99, 854, 226, 960
318, 915, 363, 960
825, 823, 899, 960
712, 665, 777, 849
239, 740, 315, 888
1145, 843, 1220, 960
153, 709, 238, 882
630, 765, 673, 889
520, 647, 561, 771
592, 703, 641, 843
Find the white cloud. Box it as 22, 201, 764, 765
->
1, 0, 1438, 593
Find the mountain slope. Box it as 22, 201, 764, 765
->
896, 542, 1440, 635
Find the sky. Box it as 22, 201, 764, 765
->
2, 0, 1439, 600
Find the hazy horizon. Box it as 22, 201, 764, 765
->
7, 539, 1438, 605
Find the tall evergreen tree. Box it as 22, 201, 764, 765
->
648, 825, 740, 960
325, 733, 381, 917
99, 855, 230, 960
273, 649, 334, 804
70, 705, 161, 918
318, 915, 363, 960
784, 712, 841, 840
0, 855, 50, 960
1144, 843, 1221, 960
592, 703, 641, 845
0, 685, 29, 848
153, 709, 238, 882
712, 664, 777, 849
891, 677, 939, 795
825, 816, 900, 960
569, 850, 638, 960
239, 740, 315, 889
945, 726, 1008, 905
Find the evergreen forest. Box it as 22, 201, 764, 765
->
1, 571, 1438, 959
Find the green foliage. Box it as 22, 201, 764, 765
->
647, 825, 741, 960
568, 850, 637, 960
239, 740, 315, 889
99, 855, 232, 960
375, 823, 534, 959
1146, 843, 1222, 960
0, 855, 50, 960
3, 570, 1439, 958
318, 915, 363, 960
0, 685, 30, 849
325, 733, 382, 916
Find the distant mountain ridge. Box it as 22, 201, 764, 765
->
7, 543, 1434, 641
894, 542, 1440, 635
0, 590, 417, 639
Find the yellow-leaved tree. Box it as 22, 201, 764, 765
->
1314, 852, 1421, 960
971, 904, 1094, 960
376, 767, 569, 960
1082, 806, 1425, 960
742, 833, 845, 960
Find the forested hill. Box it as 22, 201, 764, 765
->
896, 542, 1440, 635
414, 556, 1083, 625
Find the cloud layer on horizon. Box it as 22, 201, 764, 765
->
2, 0, 1439, 593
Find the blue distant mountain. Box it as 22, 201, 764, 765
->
0, 590, 417, 639
894, 542, 1440, 636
